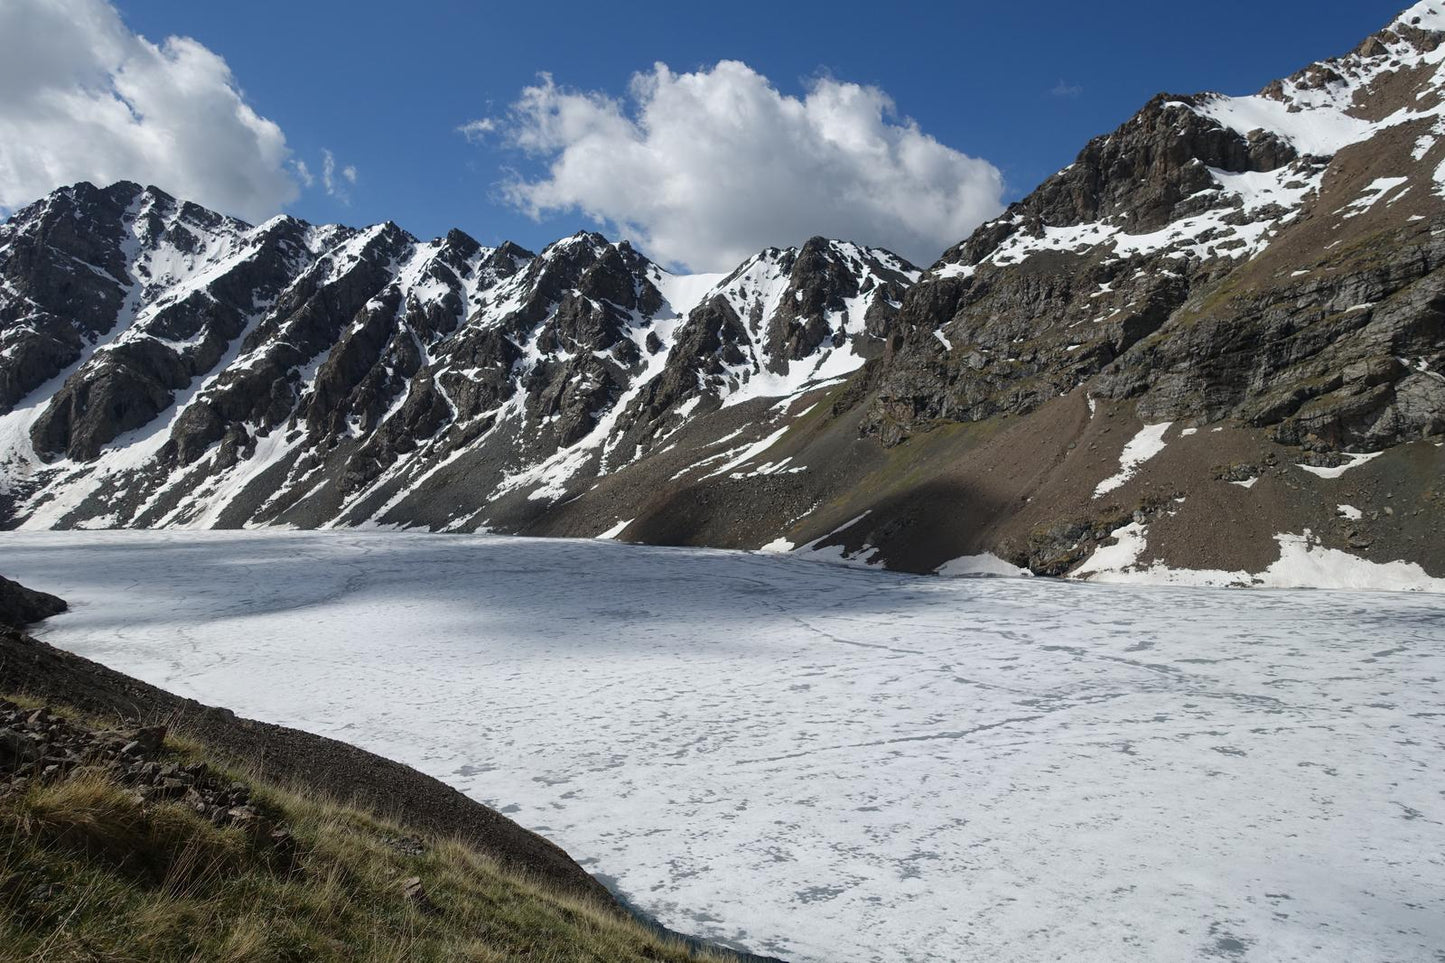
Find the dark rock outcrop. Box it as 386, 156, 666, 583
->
0, 577, 66, 628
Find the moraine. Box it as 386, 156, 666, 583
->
6, 530, 1442, 963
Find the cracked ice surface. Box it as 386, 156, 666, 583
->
5, 531, 1443, 962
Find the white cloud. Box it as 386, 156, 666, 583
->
483, 61, 1005, 271
457, 117, 496, 143
320, 149, 358, 203
0, 0, 298, 221
1051, 80, 1084, 98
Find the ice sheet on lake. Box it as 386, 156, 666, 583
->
6, 531, 1443, 963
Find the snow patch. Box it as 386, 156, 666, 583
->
595, 518, 633, 540
1296, 451, 1383, 478
1077, 523, 1445, 593
650, 267, 727, 318
1094, 422, 1173, 497
935, 553, 1030, 578
701, 425, 790, 479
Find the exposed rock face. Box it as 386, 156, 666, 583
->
2, 4, 1444, 588
867, 6, 1445, 457
0, 182, 139, 413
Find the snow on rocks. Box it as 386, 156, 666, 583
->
702, 242, 919, 411
936, 10, 1445, 280
0, 214, 916, 529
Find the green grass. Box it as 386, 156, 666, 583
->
0, 702, 727, 963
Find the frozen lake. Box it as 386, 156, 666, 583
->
4, 531, 1443, 962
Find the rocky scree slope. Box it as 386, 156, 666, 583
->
3, 3, 1445, 589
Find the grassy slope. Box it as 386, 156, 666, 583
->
0, 697, 723, 963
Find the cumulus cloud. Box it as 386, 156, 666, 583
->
477, 62, 1005, 271
1050, 80, 1084, 98
0, 0, 298, 221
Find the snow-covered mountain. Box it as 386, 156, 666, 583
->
0, 181, 915, 530
4, 2, 1445, 590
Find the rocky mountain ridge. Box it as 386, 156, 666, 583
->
3, 2, 1444, 590
868, 2, 1445, 453
0, 181, 915, 531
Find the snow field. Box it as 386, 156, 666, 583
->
5, 531, 1442, 963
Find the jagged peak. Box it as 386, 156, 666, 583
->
372, 219, 414, 241
253, 212, 310, 233
543, 229, 614, 255
798, 235, 838, 257
3, 180, 137, 226
441, 226, 480, 251
711, 237, 916, 294
136, 183, 178, 206
492, 240, 536, 262
97, 180, 145, 206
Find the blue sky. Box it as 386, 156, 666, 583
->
2, 1, 1414, 269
